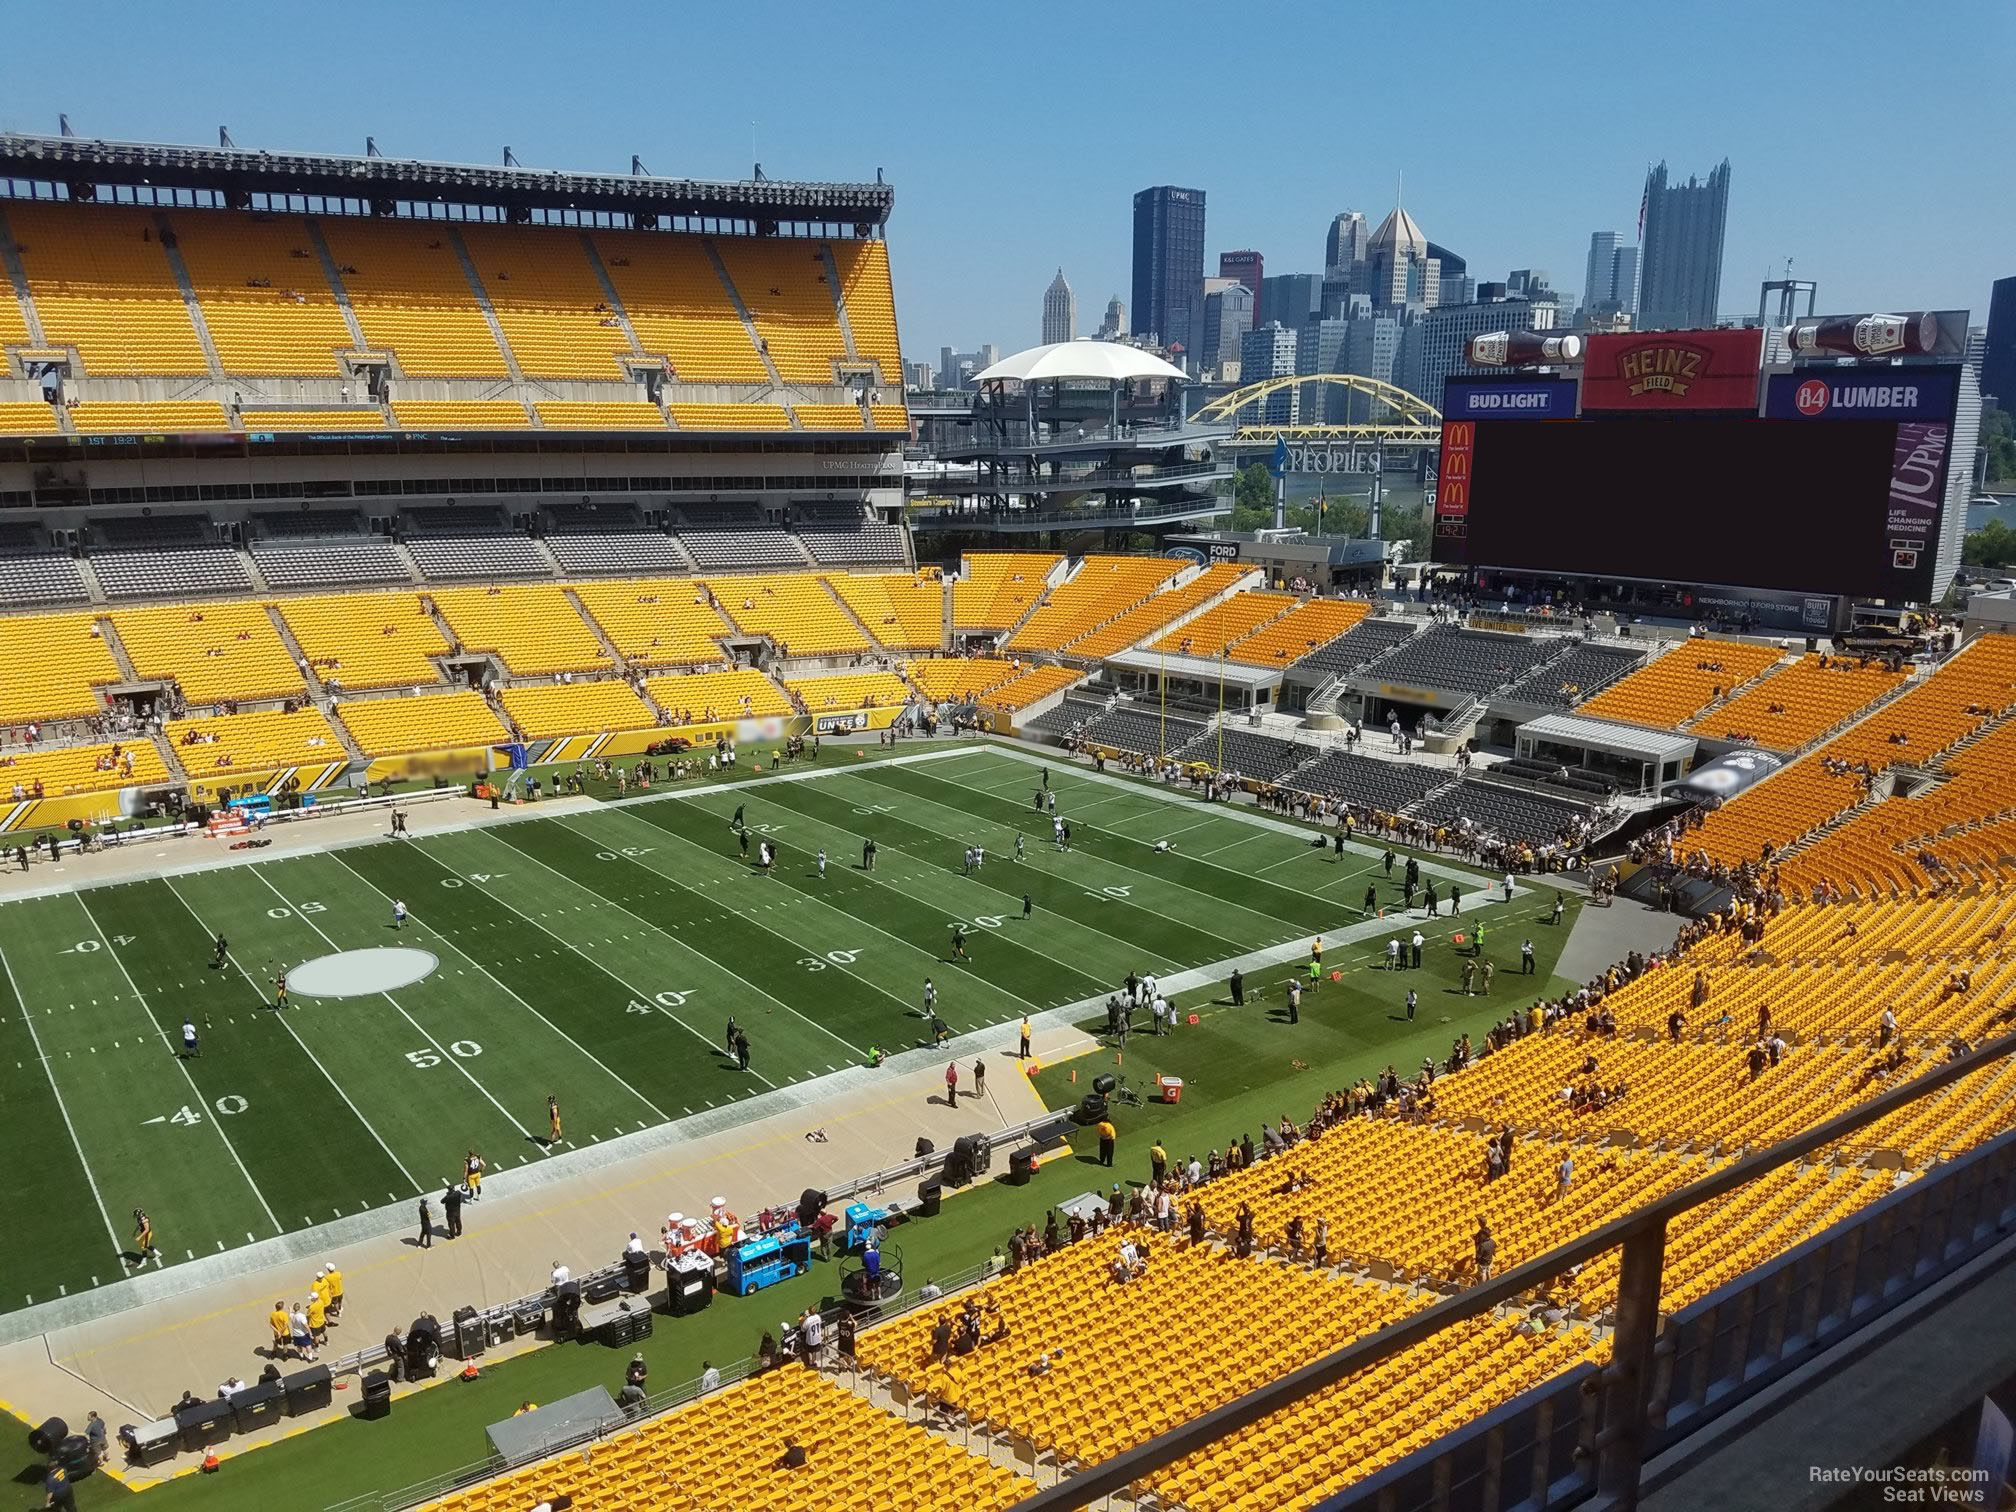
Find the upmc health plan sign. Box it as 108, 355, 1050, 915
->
1440, 379, 1579, 421
1763, 365, 1961, 422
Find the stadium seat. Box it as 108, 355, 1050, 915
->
1578, 637, 1784, 729
391, 400, 533, 431
952, 553, 1060, 633
7, 203, 209, 375
642, 667, 792, 725
498, 681, 658, 740
826, 573, 944, 650
169, 209, 354, 376
570, 580, 732, 668
318, 219, 510, 377
713, 239, 851, 384
238, 410, 388, 432
458, 224, 635, 380
69, 401, 231, 434
1148, 590, 1298, 657
0, 614, 123, 724
165, 707, 345, 778
667, 403, 794, 432
0, 740, 168, 799
782, 670, 910, 712
832, 240, 905, 385
905, 657, 1023, 702
334, 690, 509, 757
1225, 598, 1370, 667
706, 574, 870, 656
532, 401, 668, 431
270, 593, 446, 691
1695, 653, 1907, 750
1005, 555, 1185, 653
0, 401, 62, 435
593, 231, 770, 382
111, 602, 304, 704
428, 586, 610, 676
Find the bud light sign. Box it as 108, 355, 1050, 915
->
1441, 379, 1578, 420
1764, 365, 1960, 422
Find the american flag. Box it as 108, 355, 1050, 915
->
1636, 165, 1650, 241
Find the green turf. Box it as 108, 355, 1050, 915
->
0, 741, 1500, 1312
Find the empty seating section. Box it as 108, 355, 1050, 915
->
498, 681, 657, 740
869, 404, 911, 431
986, 664, 1083, 713
1368, 625, 1559, 698
798, 517, 908, 567
430, 1364, 1027, 1512
570, 581, 730, 668
1007, 556, 1184, 653
0, 613, 122, 723
166, 707, 343, 777
169, 211, 352, 375
1173, 727, 1314, 782
0, 528, 87, 606
706, 575, 867, 654
594, 232, 767, 382
907, 657, 1021, 702
1577, 637, 1783, 729
1227, 597, 1370, 667
1689, 635, 2016, 867
643, 667, 791, 724
1697, 654, 1908, 750
826, 573, 943, 650
532, 401, 667, 431
1292, 616, 1418, 677
406, 534, 550, 581
0, 267, 26, 347
390, 400, 531, 430
1412, 778, 1593, 846
429, 586, 608, 676
459, 225, 632, 379
1065, 563, 1250, 660
6, 204, 207, 374
0, 401, 60, 434
1148, 589, 1295, 656
953, 553, 1059, 632
69, 402, 230, 434
667, 403, 792, 432
255, 510, 367, 541
273, 593, 445, 690
112, 603, 302, 703
1501, 642, 1645, 707
0, 740, 167, 798
544, 529, 691, 576
678, 526, 807, 572
335, 690, 507, 756
252, 539, 410, 588
319, 220, 507, 377
714, 238, 849, 383
94, 544, 251, 599
833, 240, 905, 384
792, 403, 864, 430
784, 670, 910, 711
1290, 750, 1450, 813
1078, 705, 1205, 755
238, 409, 385, 431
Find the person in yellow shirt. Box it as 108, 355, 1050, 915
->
1096, 1119, 1117, 1167
306, 1288, 328, 1347
322, 1264, 344, 1321
268, 1301, 293, 1360
464, 1149, 484, 1198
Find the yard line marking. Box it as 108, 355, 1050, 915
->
326, 850, 671, 1122
247, 869, 536, 1144
162, 878, 424, 1197
389, 840, 778, 1093
72, 893, 283, 1236
469, 826, 853, 1066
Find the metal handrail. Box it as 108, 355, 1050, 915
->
1010, 1026, 2016, 1509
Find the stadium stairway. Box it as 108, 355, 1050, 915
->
706, 241, 789, 391
304, 217, 371, 350
96, 614, 142, 684
262, 602, 336, 705
576, 230, 649, 357
448, 227, 530, 389
817, 244, 867, 368
820, 577, 888, 649
563, 583, 630, 672
152, 210, 229, 382
0, 205, 48, 346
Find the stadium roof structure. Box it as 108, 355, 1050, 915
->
972, 341, 1188, 386
1517, 711, 1695, 766
0, 132, 894, 227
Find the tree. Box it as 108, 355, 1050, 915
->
1981, 406, 2015, 485
1963, 517, 2016, 569
1233, 463, 1274, 515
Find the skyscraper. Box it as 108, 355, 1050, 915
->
1131, 186, 1207, 356
1260, 273, 1323, 335
1611, 246, 1639, 320
1099, 295, 1127, 339
1364, 205, 1440, 311
1637, 159, 1731, 331
1239, 322, 1300, 424
1041, 269, 1077, 346
1584, 233, 1621, 314
1200, 282, 1255, 379
1218, 250, 1264, 322
1982, 275, 2016, 406
1325, 212, 1369, 277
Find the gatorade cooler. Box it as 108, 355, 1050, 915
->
1156, 1075, 1184, 1105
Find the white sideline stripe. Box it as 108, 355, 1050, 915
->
160, 876, 424, 1196
0, 941, 126, 1261
403, 832, 781, 1090
322, 851, 671, 1124
71, 893, 283, 1235
246, 868, 535, 1142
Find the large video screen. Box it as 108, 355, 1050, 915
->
1435, 415, 1949, 601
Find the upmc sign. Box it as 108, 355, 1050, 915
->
1581, 328, 1764, 413
1764, 365, 1960, 422
1441, 379, 1579, 421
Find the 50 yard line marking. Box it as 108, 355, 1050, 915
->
71, 893, 282, 1235
0, 940, 126, 1262
160, 877, 424, 1197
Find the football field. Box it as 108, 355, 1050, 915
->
0, 744, 1491, 1314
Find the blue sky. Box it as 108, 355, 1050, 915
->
3, 1, 2009, 362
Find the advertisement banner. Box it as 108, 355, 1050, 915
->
1764, 365, 1960, 422
1582, 329, 1764, 412
1441, 379, 1579, 421
1435, 420, 1474, 520
1683, 748, 1789, 800
1884, 420, 1953, 577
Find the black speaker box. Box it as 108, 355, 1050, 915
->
284, 1363, 332, 1417
231, 1380, 286, 1433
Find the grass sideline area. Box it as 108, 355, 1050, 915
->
29, 890, 1578, 1511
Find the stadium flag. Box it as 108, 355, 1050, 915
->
1268, 438, 1288, 479
1636, 164, 1649, 240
